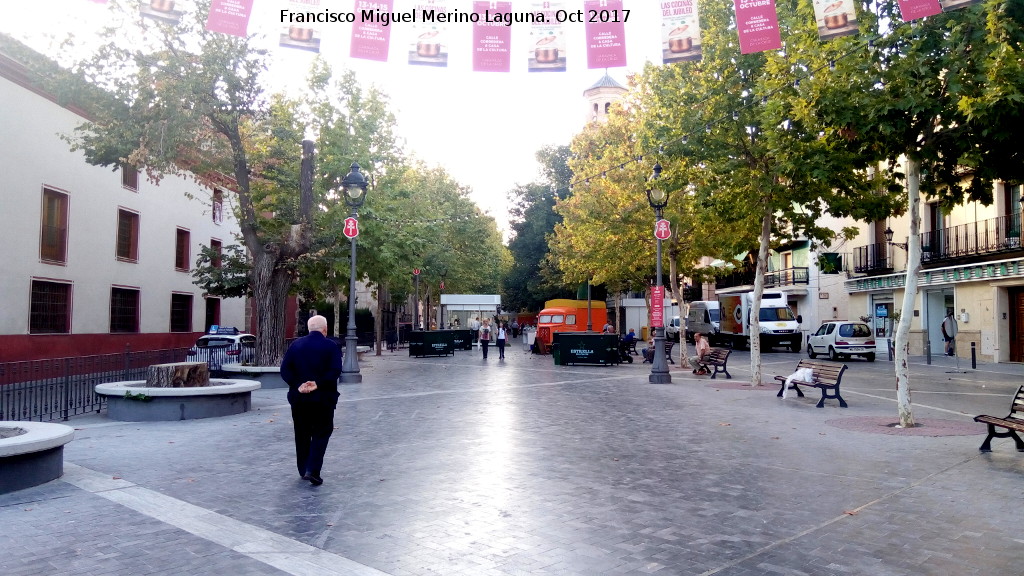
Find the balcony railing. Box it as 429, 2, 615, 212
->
716, 267, 810, 289
922, 212, 1023, 263
854, 242, 891, 274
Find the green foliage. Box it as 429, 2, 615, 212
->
123, 391, 152, 402
193, 244, 251, 298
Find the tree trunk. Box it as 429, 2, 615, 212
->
374, 283, 383, 356
252, 248, 292, 367
750, 207, 772, 387
333, 283, 342, 339
894, 159, 922, 428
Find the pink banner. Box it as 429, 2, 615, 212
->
584, 0, 627, 69
351, 0, 393, 61
651, 286, 664, 328
472, 1, 512, 72
661, 0, 702, 64
734, 0, 782, 54
528, 1, 567, 72
206, 0, 253, 37
896, 0, 941, 20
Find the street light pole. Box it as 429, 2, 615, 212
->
339, 162, 368, 384
647, 163, 672, 384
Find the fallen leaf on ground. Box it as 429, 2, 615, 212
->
844, 510, 858, 515
719, 422, 731, 426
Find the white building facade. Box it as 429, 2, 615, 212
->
0, 40, 247, 362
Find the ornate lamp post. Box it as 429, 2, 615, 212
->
339, 162, 368, 383
647, 163, 672, 384
883, 226, 908, 251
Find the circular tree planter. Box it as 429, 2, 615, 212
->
0, 422, 75, 494
220, 364, 286, 389
95, 379, 260, 421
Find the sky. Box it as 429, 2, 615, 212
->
1, 0, 666, 236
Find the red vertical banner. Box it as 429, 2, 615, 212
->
351, 0, 393, 61
206, 0, 253, 37
896, 0, 941, 20
528, 1, 567, 72
584, 0, 627, 69
734, 0, 782, 55
651, 286, 665, 328
473, 1, 512, 72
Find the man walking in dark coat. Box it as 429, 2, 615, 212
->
280, 315, 342, 486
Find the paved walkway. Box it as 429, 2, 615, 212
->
2, 344, 1023, 576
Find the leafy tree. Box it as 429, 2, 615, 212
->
824, 0, 1024, 426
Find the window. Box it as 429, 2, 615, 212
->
121, 164, 138, 191
175, 228, 190, 271
210, 239, 222, 268
110, 287, 140, 333
170, 293, 193, 332
30, 280, 71, 334
116, 209, 139, 262
204, 297, 221, 333
40, 188, 69, 263
212, 189, 224, 224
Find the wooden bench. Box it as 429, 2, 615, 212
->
774, 359, 849, 408
641, 340, 675, 364
695, 347, 731, 379
973, 385, 1024, 452
621, 338, 639, 356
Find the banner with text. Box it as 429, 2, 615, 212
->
350, 0, 393, 61
280, 0, 321, 53
409, 0, 449, 67
528, 1, 567, 72
811, 0, 857, 41
896, 0, 941, 21
206, 0, 254, 37
661, 0, 702, 64
734, 0, 782, 54
473, 1, 512, 72
651, 286, 665, 328
584, 0, 627, 69
939, 0, 981, 11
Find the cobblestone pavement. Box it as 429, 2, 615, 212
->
2, 343, 1023, 576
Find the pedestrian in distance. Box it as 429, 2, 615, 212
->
496, 321, 508, 360
469, 316, 481, 344
603, 321, 615, 334
941, 308, 959, 356
479, 318, 492, 359
280, 315, 342, 487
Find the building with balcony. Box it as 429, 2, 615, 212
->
0, 35, 247, 362
846, 183, 1024, 363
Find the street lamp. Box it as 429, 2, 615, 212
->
339, 162, 368, 384
646, 163, 672, 384
439, 268, 447, 329
883, 226, 908, 251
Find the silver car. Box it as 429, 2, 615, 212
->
807, 321, 876, 362
186, 332, 256, 372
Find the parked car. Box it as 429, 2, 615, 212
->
807, 321, 876, 362
186, 328, 256, 373
665, 316, 682, 342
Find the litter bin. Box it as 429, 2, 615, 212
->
551, 342, 561, 365
523, 329, 536, 351
641, 326, 649, 341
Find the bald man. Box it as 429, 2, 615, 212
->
280, 315, 342, 486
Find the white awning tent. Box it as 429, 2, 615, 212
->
439, 294, 501, 311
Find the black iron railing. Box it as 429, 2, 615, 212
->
854, 242, 891, 274
0, 348, 189, 422
716, 267, 810, 289
922, 212, 1023, 263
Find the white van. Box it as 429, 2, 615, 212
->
685, 301, 721, 344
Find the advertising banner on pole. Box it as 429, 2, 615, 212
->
651, 286, 665, 328
811, 0, 858, 41
584, 0, 627, 69
895, 0, 942, 21
528, 1, 567, 72
473, 1, 512, 72
409, 0, 449, 67
206, 0, 253, 37
661, 0, 702, 64
350, 0, 394, 61
734, 0, 782, 55
279, 0, 322, 53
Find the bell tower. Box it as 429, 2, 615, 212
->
583, 72, 627, 124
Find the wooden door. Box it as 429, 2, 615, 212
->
1012, 289, 1024, 363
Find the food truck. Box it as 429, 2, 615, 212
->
533, 299, 608, 354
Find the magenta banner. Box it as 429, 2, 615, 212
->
896, 0, 941, 20
528, 1, 567, 72
734, 0, 782, 54
205, 0, 253, 37
583, 0, 628, 69
472, 1, 512, 72
350, 0, 393, 61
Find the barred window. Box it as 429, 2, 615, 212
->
175, 228, 190, 271
121, 164, 138, 191
210, 239, 222, 268
40, 189, 69, 263
116, 209, 139, 262
170, 293, 193, 332
110, 287, 140, 333
212, 189, 224, 224
30, 280, 71, 334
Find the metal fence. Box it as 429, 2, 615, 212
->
0, 347, 189, 422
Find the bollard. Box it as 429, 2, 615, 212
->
925, 338, 931, 365
971, 341, 977, 370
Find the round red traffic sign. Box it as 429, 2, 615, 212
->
343, 217, 359, 238
654, 219, 672, 240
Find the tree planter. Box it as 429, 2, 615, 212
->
220, 364, 286, 389
95, 380, 260, 421
0, 422, 75, 494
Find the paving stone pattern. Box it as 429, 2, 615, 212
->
2, 346, 1022, 575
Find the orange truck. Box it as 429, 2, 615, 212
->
533, 299, 608, 354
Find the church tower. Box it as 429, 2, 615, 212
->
583, 72, 627, 124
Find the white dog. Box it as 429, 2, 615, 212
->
781, 367, 815, 399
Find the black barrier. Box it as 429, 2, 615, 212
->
551, 332, 619, 366
448, 329, 474, 351
408, 330, 456, 357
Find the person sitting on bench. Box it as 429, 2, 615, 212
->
687, 333, 711, 375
